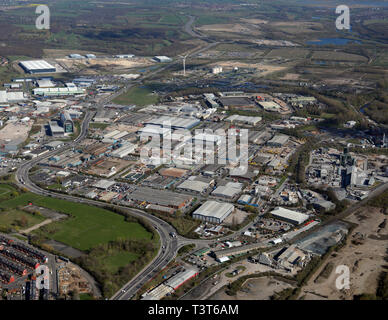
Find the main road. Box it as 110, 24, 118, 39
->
15, 33, 222, 300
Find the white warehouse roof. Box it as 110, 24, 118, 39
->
20, 60, 56, 71
193, 200, 234, 221
270, 207, 309, 225
165, 269, 198, 290
177, 180, 209, 193
226, 114, 262, 125
145, 116, 200, 130
0, 91, 25, 103
93, 179, 115, 190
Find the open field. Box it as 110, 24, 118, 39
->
311, 51, 368, 62
0, 188, 153, 251
113, 86, 159, 106
0, 184, 17, 201
265, 48, 310, 59
270, 21, 324, 34
0, 208, 45, 231
98, 250, 140, 274
0, 182, 158, 297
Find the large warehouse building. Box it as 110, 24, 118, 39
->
144, 116, 200, 130
19, 60, 56, 74
193, 200, 234, 224
270, 207, 309, 225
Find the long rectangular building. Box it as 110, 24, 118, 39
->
192, 201, 234, 224
144, 116, 200, 130
270, 207, 309, 225
33, 87, 85, 96
19, 60, 56, 74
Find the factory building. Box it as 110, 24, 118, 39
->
138, 125, 171, 139
165, 269, 198, 291
60, 111, 74, 133
48, 121, 65, 137
69, 54, 83, 59
192, 133, 222, 148
270, 207, 309, 225
93, 179, 116, 190
267, 134, 289, 147
259, 101, 282, 112
211, 182, 243, 199
110, 143, 136, 158
33, 87, 85, 96
153, 56, 172, 63
19, 60, 56, 74
192, 201, 235, 224
36, 79, 56, 88
177, 176, 214, 194
0, 91, 26, 104
144, 116, 200, 130
225, 114, 262, 126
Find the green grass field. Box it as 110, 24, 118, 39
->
113, 86, 159, 106
0, 184, 17, 200
0, 189, 153, 251
103, 251, 140, 274
90, 123, 109, 130
0, 209, 45, 230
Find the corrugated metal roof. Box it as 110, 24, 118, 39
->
20, 60, 56, 71
194, 201, 234, 219
165, 269, 198, 290
270, 207, 309, 224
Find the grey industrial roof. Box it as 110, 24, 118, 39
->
49, 121, 64, 133
93, 179, 115, 190
194, 201, 234, 219
268, 134, 289, 145
165, 269, 198, 289
20, 60, 56, 71
270, 207, 309, 224
226, 114, 262, 125
177, 180, 209, 193
145, 116, 200, 130
212, 183, 242, 198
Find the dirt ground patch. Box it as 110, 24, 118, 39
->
223, 209, 250, 226
298, 207, 388, 300
270, 21, 323, 33
240, 18, 268, 25
0, 121, 32, 145
210, 276, 294, 300
55, 57, 153, 74
280, 73, 301, 80
197, 24, 262, 36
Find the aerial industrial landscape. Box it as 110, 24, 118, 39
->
0, 0, 387, 306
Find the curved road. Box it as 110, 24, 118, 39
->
14, 34, 222, 300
